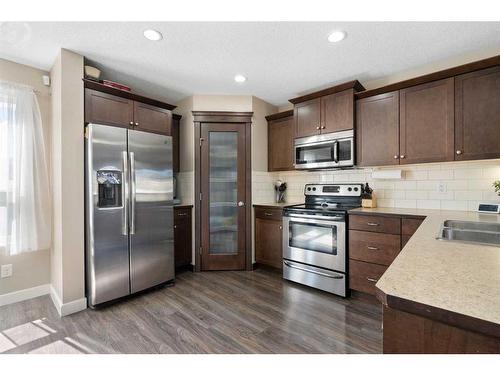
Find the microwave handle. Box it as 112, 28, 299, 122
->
333, 141, 339, 163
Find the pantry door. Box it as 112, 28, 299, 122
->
200, 122, 247, 271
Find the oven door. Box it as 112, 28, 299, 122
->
294, 134, 354, 170
283, 213, 346, 272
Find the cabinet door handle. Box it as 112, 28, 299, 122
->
177, 213, 188, 217
264, 212, 273, 216
366, 277, 378, 283
367, 246, 379, 250
366, 222, 380, 226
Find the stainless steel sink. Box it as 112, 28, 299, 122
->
437, 220, 500, 246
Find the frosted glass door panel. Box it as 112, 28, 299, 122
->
209, 132, 238, 254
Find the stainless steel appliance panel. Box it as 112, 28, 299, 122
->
283, 260, 346, 296
128, 129, 174, 293
86, 124, 130, 306
294, 130, 354, 170
283, 214, 346, 272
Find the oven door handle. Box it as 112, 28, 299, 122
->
283, 261, 344, 279
287, 213, 344, 221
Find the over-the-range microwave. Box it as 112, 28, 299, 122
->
294, 129, 354, 170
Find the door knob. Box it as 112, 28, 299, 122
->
238, 201, 245, 207
456, 150, 462, 155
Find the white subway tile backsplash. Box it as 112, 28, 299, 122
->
250, 160, 500, 212
416, 200, 441, 209
428, 169, 454, 180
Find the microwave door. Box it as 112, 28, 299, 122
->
295, 141, 337, 169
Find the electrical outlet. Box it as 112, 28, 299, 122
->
1, 264, 13, 278
438, 183, 447, 193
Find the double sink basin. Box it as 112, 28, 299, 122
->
438, 220, 500, 246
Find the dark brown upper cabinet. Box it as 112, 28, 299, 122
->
85, 89, 134, 128
294, 98, 321, 138
267, 110, 294, 171
399, 78, 455, 165
172, 114, 181, 174
84, 79, 176, 136
356, 91, 400, 167
133, 101, 172, 135
455, 65, 500, 161
321, 89, 355, 133
290, 81, 364, 139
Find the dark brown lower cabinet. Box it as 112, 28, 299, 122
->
174, 206, 192, 270
348, 213, 424, 296
383, 306, 500, 354
254, 206, 283, 269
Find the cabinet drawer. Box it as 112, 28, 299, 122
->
254, 207, 283, 221
402, 217, 424, 236
349, 214, 401, 234
349, 230, 401, 266
349, 259, 387, 296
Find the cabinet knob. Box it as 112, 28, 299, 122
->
393, 155, 399, 159
400, 155, 406, 159
321, 126, 325, 129
129, 121, 134, 125
316, 126, 320, 130
279, 225, 282, 230
456, 150, 462, 155
174, 225, 177, 229
135, 122, 139, 126
238, 201, 245, 207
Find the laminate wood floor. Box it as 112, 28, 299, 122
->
0, 269, 382, 354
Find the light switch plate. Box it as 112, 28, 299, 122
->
1, 264, 13, 278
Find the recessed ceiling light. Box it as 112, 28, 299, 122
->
143, 29, 163, 41
234, 74, 247, 83
328, 30, 347, 43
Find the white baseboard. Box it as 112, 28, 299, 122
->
50, 285, 87, 317
0, 284, 50, 307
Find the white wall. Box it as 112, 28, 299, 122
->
0, 59, 51, 297
50, 49, 86, 313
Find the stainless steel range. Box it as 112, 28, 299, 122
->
282, 183, 363, 297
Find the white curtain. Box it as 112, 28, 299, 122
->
0, 80, 51, 255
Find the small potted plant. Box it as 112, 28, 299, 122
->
493, 180, 500, 196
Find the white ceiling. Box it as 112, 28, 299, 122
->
1, 22, 500, 106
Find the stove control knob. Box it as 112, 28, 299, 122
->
348, 187, 352, 191
321, 203, 328, 208
354, 187, 359, 191
307, 187, 311, 191
312, 187, 316, 191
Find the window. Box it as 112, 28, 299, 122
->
0, 80, 51, 255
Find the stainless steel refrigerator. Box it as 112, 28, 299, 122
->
85, 123, 174, 307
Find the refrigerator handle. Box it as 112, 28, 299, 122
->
121, 151, 129, 236
130, 151, 136, 235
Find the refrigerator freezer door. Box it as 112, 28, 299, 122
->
85, 124, 130, 306
128, 129, 174, 293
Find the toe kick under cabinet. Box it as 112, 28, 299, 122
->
348, 213, 424, 295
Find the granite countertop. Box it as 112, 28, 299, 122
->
253, 202, 303, 209
350, 207, 500, 331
